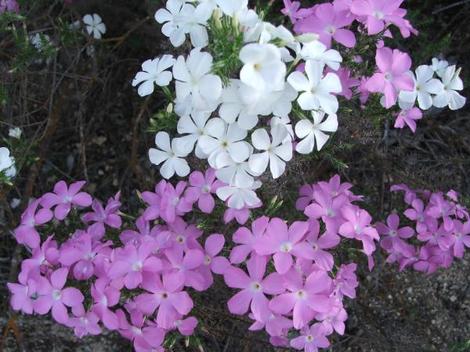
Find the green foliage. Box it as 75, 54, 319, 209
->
207, 14, 244, 85
147, 105, 179, 134
450, 340, 470, 352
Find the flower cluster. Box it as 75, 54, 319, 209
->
0, 0, 19, 13
8, 177, 229, 352
222, 175, 378, 351
287, 0, 466, 132
134, 0, 466, 216
135, 0, 346, 212
377, 184, 470, 274
0, 146, 16, 181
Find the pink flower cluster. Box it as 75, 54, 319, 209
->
8, 171, 231, 352
222, 175, 377, 351
377, 184, 470, 274
0, 0, 19, 13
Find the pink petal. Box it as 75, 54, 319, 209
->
227, 289, 253, 315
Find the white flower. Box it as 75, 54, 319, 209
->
287, 60, 342, 114
398, 66, 443, 110
300, 41, 343, 71
270, 115, 294, 140
239, 43, 286, 92
30, 33, 51, 52
155, 0, 210, 47
10, 198, 21, 209
149, 132, 190, 179
197, 0, 248, 17
433, 65, 466, 111
83, 14, 106, 39
216, 181, 261, 209
216, 160, 255, 188
295, 111, 338, 154
132, 55, 175, 96
176, 111, 212, 158
0, 147, 15, 178
431, 58, 449, 78
173, 48, 222, 115
219, 80, 259, 130
236, 81, 297, 119
198, 119, 252, 169
8, 127, 22, 139
249, 125, 293, 179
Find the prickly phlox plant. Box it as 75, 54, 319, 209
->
5, 0, 470, 351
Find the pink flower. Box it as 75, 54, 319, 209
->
290, 323, 330, 351
160, 181, 193, 223
18, 236, 59, 283
394, 107, 423, 133
269, 270, 332, 329
14, 199, 53, 249
339, 206, 379, 255
376, 214, 414, 252
174, 316, 198, 336
91, 278, 120, 330
108, 242, 162, 289
230, 216, 269, 264
164, 247, 206, 291
41, 181, 92, 220
34, 268, 84, 324
224, 203, 261, 225
224, 255, 284, 321
304, 190, 348, 233
335, 68, 360, 99
0, 0, 19, 13
185, 169, 223, 213
452, 220, 470, 258
69, 307, 102, 338
166, 217, 202, 250
135, 273, 193, 329
365, 47, 414, 108
333, 263, 358, 299
59, 233, 111, 280
200, 234, 230, 286
296, 184, 315, 211
305, 220, 340, 271
350, 0, 416, 37
282, 0, 302, 23
317, 302, 348, 335
294, 3, 356, 48
253, 219, 314, 274
117, 310, 166, 351
8, 274, 50, 315
82, 193, 122, 239
249, 312, 293, 338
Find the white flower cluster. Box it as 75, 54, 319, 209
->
399, 58, 466, 111
0, 147, 16, 179
134, 0, 344, 209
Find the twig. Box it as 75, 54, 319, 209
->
432, 0, 470, 14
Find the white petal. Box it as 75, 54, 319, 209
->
273, 142, 293, 162
190, 26, 209, 48
248, 152, 269, 176
318, 114, 338, 132
269, 154, 286, 179
448, 91, 466, 110
173, 56, 190, 82
313, 130, 330, 151
172, 158, 190, 177
417, 91, 433, 110
160, 159, 176, 179
228, 141, 251, 163
149, 148, 169, 166
199, 74, 222, 103
251, 129, 270, 151
287, 71, 310, 92
295, 119, 314, 139
295, 134, 315, 155
155, 131, 171, 152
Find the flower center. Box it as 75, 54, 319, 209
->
161, 292, 169, 299
384, 72, 393, 81
280, 242, 293, 253
295, 290, 307, 300
172, 197, 180, 206
306, 335, 314, 343
202, 185, 211, 193
52, 289, 62, 301
132, 261, 143, 271
325, 25, 336, 34
254, 63, 262, 71
131, 326, 142, 335
373, 10, 384, 19
389, 230, 397, 237
250, 282, 263, 292
204, 255, 212, 265
176, 235, 185, 244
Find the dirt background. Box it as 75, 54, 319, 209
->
0, 0, 469, 351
